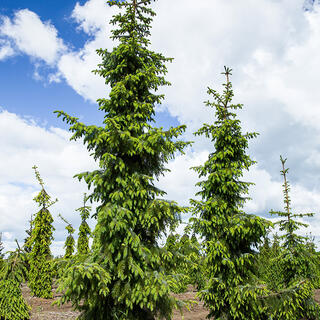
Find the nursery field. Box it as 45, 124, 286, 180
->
2, 0, 320, 319
19, 283, 320, 320
21, 284, 209, 320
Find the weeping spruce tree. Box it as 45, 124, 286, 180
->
190, 67, 272, 319
76, 193, 91, 255
0, 242, 31, 320
28, 165, 56, 299
58, 214, 75, 259
54, 0, 191, 319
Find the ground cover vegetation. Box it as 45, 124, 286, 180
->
1, 0, 320, 319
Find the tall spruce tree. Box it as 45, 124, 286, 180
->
59, 214, 75, 259
54, 0, 192, 319
76, 193, 92, 255
189, 67, 272, 319
28, 165, 56, 299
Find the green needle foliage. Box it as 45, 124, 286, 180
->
265, 156, 320, 319
1, 240, 29, 284
28, 165, 56, 299
190, 67, 272, 319
0, 279, 31, 320
0, 232, 4, 273
270, 156, 315, 253
0, 233, 4, 261
23, 214, 34, 254
59, 214, 75, 259
0, 241, 31, 320
76, 193, 92, 255
163, 233, 206, 293
54, 0, 192, 319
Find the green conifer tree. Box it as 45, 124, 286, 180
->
54, 1, 192, 319
0, 232, 4, 260
189, 67, 272, 319
266, 156, 320, 319
76, 193, 92, 255
59, 214, 75, 259
28, 165, 56, 299
23, 214, 34, 253
0, 240, 31, 320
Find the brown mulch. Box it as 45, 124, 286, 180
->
21, 283, 320, 320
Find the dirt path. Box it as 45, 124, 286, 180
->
21, 283, 320, 320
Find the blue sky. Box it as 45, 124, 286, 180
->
0, 0, 179, 133
1, 0, 320, 256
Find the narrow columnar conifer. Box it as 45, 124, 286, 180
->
270, 156, 315, 252
23, 214, 34, 253
28, 165, 56, 299
190, 67, 272, 319
0, 232, 4, 260
76, 193, 91, 255
59, 214, 75, 259
164, 233, 205, 293
54, 1, 192, 319
266, 156, 320, 319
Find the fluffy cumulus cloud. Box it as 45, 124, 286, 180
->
2, 0, 320, 253
0, 9, 67, 65
0, 40, 14, 60
57, 36, 108, 102
149, 0, 309, 131
55, 0, 119, 101
0, 109, 101, 256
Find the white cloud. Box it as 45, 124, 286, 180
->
0, 9, 67, 65
0, 40, 14, 60
157, 149, 209, 208
243, 165, 283, 214
148, 0, 308, 129
71, 0, 114, 35
3, 0, 320, 253
55, 0, 118, 102
57, 42, 106, 102
0, 109, 101, 256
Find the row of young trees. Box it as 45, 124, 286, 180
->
1, 0, 320, 319
0, 166, 92, 319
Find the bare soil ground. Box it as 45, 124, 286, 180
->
21, 283, 320, 320
21, 284, 207, 320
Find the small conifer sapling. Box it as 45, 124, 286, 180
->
59, 214, 75, 259
76, 193, 91, 255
